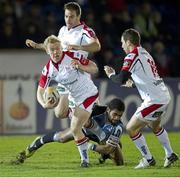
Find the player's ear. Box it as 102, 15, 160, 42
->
126, 40, 131, 46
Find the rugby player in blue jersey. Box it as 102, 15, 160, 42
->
14, 98, 125, 166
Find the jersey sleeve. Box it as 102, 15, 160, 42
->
79, 57, 89, 65
121, 53, 137, 72
81, 25, 97, 45
65, 51, 90, 65
38, 61, 51, 88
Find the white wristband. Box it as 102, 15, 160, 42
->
108, 72, 115, 78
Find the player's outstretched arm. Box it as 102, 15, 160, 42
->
25, 39, 46, 51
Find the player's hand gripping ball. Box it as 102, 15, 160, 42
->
44, 87, 59, 107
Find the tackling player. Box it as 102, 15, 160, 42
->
14, 98, 125, 166
104, 28, 179, 169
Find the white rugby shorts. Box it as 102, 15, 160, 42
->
69, 93, 99, 113
134, 101, 169, 122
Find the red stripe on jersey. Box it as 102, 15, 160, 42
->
79, 58, 89, 65
83, 22, 96, 38
121, 59, 133, 71
64, 51, 75, 59
130, 46, 139, 54
83, 93, 99, 109
39, 60, 51, 88
122, 47, 138, 71
65, 51, 89, 65
141, 104, 163, 118
39, 75, 47, 88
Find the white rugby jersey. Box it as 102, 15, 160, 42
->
39, 51, 98, 105
122, 46, 170, 104
58, 22, 97, 58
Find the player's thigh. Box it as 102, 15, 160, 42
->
126, 114, 147, 134
54, 94, 69, 118
71, 107, 91, 130
127, 102, 167, 133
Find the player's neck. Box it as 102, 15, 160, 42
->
68, 22, 81, 30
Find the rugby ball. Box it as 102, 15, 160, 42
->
44, 86, 59, 104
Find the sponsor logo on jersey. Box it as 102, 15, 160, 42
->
123, 60, 131, 68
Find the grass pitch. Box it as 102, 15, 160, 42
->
0, 133, 180, 177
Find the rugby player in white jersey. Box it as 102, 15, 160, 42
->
25, 2, 101, 120
104, 28, 179, 169
36, 35, 99, 167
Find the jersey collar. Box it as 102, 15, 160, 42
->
130, 45, 140, 53
50, 51, 66, 70
68, 22, 83, 30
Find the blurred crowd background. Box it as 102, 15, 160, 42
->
0, 0, 180, 78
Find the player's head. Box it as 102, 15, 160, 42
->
44, 35, 63, 63
64, 2, 81, 29
106, 98, 125, 124
121, 28, 141, 54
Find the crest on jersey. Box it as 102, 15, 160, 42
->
126, 53, 136, 60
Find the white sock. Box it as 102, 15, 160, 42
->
132, 132, 152, 160
87, 120, 106, 141
155, 128, 173, 157
76, 137, 89, 163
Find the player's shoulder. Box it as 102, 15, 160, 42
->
81, 22, 96, 34
82, 22, 93, 30
59, 25, 66, 31
44, 58, 52, 68
58, 26, 67, 35
42, 59, 52, 75
124, 47, 139, 61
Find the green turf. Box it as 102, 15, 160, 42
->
0, 133, 180, 177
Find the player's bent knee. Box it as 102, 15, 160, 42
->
126, 124, 137, 136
